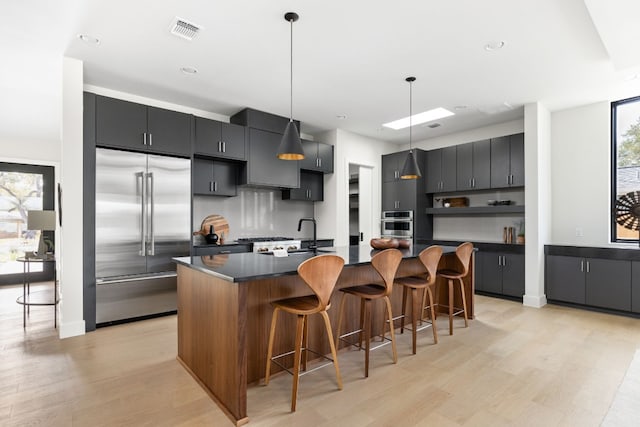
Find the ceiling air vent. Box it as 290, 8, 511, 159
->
428, 123, 441, 128
170, 17, 201, 41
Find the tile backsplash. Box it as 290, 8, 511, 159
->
193, 187, 314, 242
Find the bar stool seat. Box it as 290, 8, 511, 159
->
435, 242, 474, 335
395, 245, 443, 354
265, 254, 344, 412
335, 248, 402, 378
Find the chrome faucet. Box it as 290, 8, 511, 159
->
297, 218, 317, 251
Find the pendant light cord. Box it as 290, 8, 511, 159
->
409, 79, 413, 151
289, 17, 293, 123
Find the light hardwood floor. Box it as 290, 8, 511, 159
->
2, 282, 639, 426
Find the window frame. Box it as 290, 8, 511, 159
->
611, 95, 640, 243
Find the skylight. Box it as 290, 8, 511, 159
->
383, 108, 455, 130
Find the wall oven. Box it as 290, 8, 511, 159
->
381, 210, 413, 239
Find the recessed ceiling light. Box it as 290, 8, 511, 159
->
383, 108, 455, 130
336, 115, 347, 120
484, 41, 505, 51
78, 34, 100, 45
180, 67, 198, 75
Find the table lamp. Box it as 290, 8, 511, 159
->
27, 210, 56, 256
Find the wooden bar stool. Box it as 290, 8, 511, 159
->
334, 248, 402, 377
435, 242, 474, 335
395, 245, 443, 354
264, 254, 344, 412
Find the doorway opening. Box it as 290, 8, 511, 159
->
348, 163, 374, 246
0, 162, 55, 285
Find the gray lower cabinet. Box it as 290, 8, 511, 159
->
585, 258, 631, 311
194, 117, 246, 161
546, 255, 586, 304
193, 244, 251, 256
95, 95, 191, 157
632, 262, 640, 313
282, 171, 323, 201
243, 128, 299, 188
478, 252, 525, 297
546, 255, 631, 311
193, 158, 237, 196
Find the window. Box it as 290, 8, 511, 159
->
0, 162, 55, 285
612, 95, 640, 243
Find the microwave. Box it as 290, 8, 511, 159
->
381, 210, 413, 239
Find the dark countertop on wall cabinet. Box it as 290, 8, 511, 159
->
545, 245, 640, 260
417, 239, 525, 254
175, 244, 457, 283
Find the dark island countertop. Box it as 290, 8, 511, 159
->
174, 244, 458, 283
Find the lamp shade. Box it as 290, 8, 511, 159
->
27, 210, 56, 231
277, 121, 304, 160
400, 150, 422, 179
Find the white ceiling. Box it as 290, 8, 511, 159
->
3, 0, 640, 145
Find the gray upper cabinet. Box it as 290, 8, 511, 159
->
194, 117, 246, 161
300, 140, 333, 173
456, 139, 490, 191
490, 133, 524, 188
426, 146, 457, 193
282, 171, 323, 201
95, 95, 191, 157
382, 180, 416, 211
242, 128, 299, 189
193, 158, 238, 197
382, 151, 409, 182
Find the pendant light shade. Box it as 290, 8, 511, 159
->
400, 76, 422, 179
277, 12, 305, 160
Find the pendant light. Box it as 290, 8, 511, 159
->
400, 76, 422, 179
277, 12, 305, 160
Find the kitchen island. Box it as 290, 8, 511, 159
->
174, 244, 474, 425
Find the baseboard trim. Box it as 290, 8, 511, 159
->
523, 294, 547, 308
59, 320, 86, 338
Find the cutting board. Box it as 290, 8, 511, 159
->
193, 214, 230, 243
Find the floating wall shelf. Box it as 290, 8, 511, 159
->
425, 205, 525, 215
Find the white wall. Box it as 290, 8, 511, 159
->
59, 57, 85, 338
550, 101, 617, 247
315, 129, 392, 246
523, 103, 551, 308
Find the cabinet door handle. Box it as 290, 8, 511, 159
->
218, 141, 222, 152
580, 260, 584, 272
220, 250, 231, 254
209, 181, 214, 192
472, 177, 475, 187
222, 141, 226, 153
149, 134, 153, 146
318, 158, 322, 168
498, 256, 501, 266
586, 261, 590, 273
143, 133, 147, 146
214, 181, 218, 192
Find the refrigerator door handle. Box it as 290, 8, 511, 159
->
137, 171, 147, 256
147, 172, 155, 256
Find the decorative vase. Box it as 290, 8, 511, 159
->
517, 235, 525, 244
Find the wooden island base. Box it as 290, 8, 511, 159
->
176, 251, 474, 425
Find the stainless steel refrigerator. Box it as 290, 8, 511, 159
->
95, 148, 190, 324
